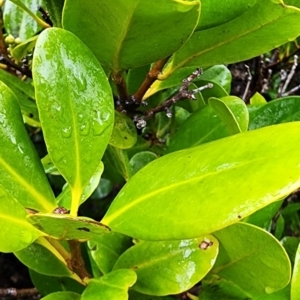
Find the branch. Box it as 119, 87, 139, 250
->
134, 68, 213, 129
133, 56, 170, 102
0, 55, 32, 78
67, 240, 91, 280
0, 287, 39, 298
112, 71, 129, 100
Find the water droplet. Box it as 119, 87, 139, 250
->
80, 123, 90, 136
61, 126, 72, 138
92, 122, 103, 136
136, 119, 147, 129
17, 144, 24, 154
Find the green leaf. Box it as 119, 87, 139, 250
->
212, 223, 291, 296
15, 237, 77, 278
103, 145, 132, 181
0, 69, 39, 125
63, 0, 200, 71
291, 242, 300, 299
0, 189, 42, 252
160, 0, 300, 78
12, 35, 38, 61
249, 96, 300, 130
3, 0, 45, 40
88, 232, 132, 275
28, 214, 110, 240
208, 96, 248, 134
41, 292, 81, 300
144, 65, 231, 99
167, 102, 237, 152
244, 200, 283, 229
128, 291, 175, 300
129, 151, 158, 176
44, 0, 64, 27
282, 237, 300, 266
113, 236, 218, 296
82, 269, 137, 300
196, 0, 258, 31
103, 122, 300, 240
30, 269, 85, 296
33, 28, 114, 216
57, 162, 104, 210
0, 81, 56, 212
109, 111, 137, 149
250, 92, 267, 105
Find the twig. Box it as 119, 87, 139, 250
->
38, 6, 53, 27
0, 287, 39, 298
111, 71, 129, 100
277, 69, 287, 97
281, 54, 298, 95
133, 56, 170, 102
282, 84, 300, 97
0, 55, 32, 78
67, 240, 91, 280
242, 64, 252, 101
134, 68, 213, 129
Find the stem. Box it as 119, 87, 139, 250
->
133, 57, 170, 102
46, 237, 71, 261
112, 71, 129, 100
0, 55, 32, 77
68, 240, 91, 280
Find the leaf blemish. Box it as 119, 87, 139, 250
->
77, 227, 90, 232
199, 238, 213, 250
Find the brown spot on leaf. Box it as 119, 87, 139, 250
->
77, 227, 90, 232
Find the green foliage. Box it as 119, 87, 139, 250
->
0, 1, 300, 299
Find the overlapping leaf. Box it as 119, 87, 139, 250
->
33, 28, 114, 215
63, 0, 200, 71
103, 122, 300, 240
0, 81, 56, 211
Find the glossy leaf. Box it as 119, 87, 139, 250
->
208, 96, 248, 134
3, 0, 44, 40
109, 111, 137, 149
196, 0, 258, 31
15, 237, 77, 278
0, 81, 56, 211
63, 0, 200, 71
167, 103, 233, 153
41, 292, 81, 300
28, 214, 110, 240
82, 269, 137, 300
88, 232, 132, 275
113, 236, 218, 295
291, 242, 300, 299
33, 28, 114, 215
0, 189, 42, 252
144, 65, 231, 99
103, 122, 300, 240
250, 92, 267, 105
129, 151, 158, 176
160, 0, 300, 78
57, 162, 104, 210
212, 223, 291, 296
30, 269, 85, 296
249, 96, 300, 130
